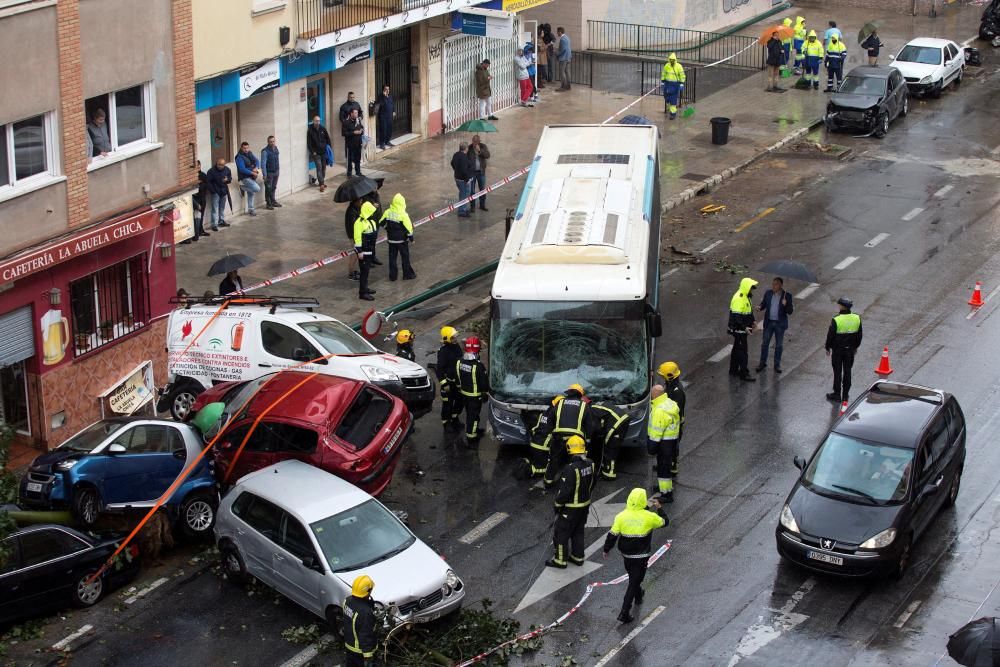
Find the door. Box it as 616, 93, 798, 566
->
306, 79, 326, 171
884, 75, 898, 119
232, 493, 284, 577
0, 535, 24, 622
103, 424, 184, 505
912, 416, 950, 536
374, 28, 412, 139
271, 511, 326, 614
443, 17, 520, 130
216, 422, 281, 482
259, 320, 323, 370
13, 529, 89, 610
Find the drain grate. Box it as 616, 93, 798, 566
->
680, 172, 710, 181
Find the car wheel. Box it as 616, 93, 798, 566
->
931, 80, 943, 99
892, 535, 913, 580
944, 468, 962, 508
73, 570, 104, 607
824, 116, 838, 133
166, 384, 202, 421
954, 67, 964, 87
325, 605, 344, 640
73, 487, 100, 527
874, 112, 890, 138
899, 95, 909, 118
180, 492, 217, 538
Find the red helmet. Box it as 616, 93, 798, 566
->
464, 336, 481, 354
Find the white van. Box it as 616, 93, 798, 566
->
158, 296, 433, 419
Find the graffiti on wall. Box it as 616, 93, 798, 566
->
723, 0, 751, 11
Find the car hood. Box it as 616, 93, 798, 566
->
335, 539, 451, 605
891, 61, 939, 78
363, 354, 426, 378
788, 483, 901, 544
28, 448, 86, 472
829, 93, 883, 110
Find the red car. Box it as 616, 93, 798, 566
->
189, 372, 411, 496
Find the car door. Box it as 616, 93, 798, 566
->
259, 320, 323, 371
217, 420, 286, 483
0, 535, 24, 623
12, 528, 90, 612
271, 511, 326, 615
140, 425, 187, 503
911, 415, 950, 536
104, 424, 184, 506
891, 71, 907, 115
946, 44, 961, 81
98, 424, 155, 505
883, 75, 898, 119
230, 492, 284, 579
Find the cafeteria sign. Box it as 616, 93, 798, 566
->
101, 361, 155, 415
239, 59, 280, 100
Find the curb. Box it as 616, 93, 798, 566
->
661, 117, 825, 212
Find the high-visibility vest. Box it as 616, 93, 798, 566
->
661, 61, 686, 83
834, 313, 861, 334
647, 394, 680, 442
803, 40, 825, 58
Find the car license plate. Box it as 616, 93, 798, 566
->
807, 550, 844, 566
26, 482, 43, 493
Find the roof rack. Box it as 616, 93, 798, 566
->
169, 294, 320, 314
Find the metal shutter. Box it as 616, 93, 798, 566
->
443, 16, 520, 131
0, 306, 35, 367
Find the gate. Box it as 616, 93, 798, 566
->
443, 17, 520, 131
374, 27, 412, 139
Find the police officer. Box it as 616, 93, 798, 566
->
591, 401, 629, 480
729, 277, 758, 382
824, 33, 847, 92
352, 201, 379, 302
545, 436, 595, 569
436, 326, 464, 431
657, 361, 686, 476
825, 297, 863, 404
543, 384, 595, 488
660, 52, 686, 120
602, 488, 668, 624
343, 575, 378, 667
456, 336, 489, 446
647, 384, 681, 503
395, 329, 415, 361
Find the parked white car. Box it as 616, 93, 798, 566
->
889, 38, 965, 98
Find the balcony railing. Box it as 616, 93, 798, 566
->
297, 0, 439, 39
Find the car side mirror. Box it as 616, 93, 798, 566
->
301, 555, 323, 572
888, 54, 895, 60
108, 443, 127, 454
172, 448, 187, 460
793, 456, 806, 471
646, 311, 663, 338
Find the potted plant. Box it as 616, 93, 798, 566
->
99, 320, 114, 340
75, 332, 92, 352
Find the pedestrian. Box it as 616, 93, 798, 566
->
660, 52, 686, 119
825, 297, 862, 404
437, 326, 464, 431
219, 270, 243, 295
175, 288, 192, 308
862, 29, 883, 66
780, 17, 794, 73
756, 277, 793, 373
345, 198, 364, 281
824, 20, 843, 48
591, 401, 629, 480
535, 27, 548, 88
802, 30, 825, 90
234, 142, 261, 216
352, 200, 378, 301
793, 16, 807, 75
515, 49, 534, 107
395, 329, 415, 361
376, 84, 395, 149
766, 32, 783, 92
657, 361, 685, 476
728, 277, 758, 381
544, 436, 595, 570
542, 384, 595, 488
825, 34, 848, 92
306, 116, 332, 193
260, 135, 282, 210
602, 488, 669, 624
450, 141, 474, 218
339, 91, 363, 127
542, 24, 556, 83
524, 41, 539, 100
475, 59, 498, 121
380, 193, 416, 281
185, 160, 209, 243
647, 384, 680, 503
342, 108, 364, 177
456, 336, 489, 447
555, 26, 572, 91
205, 157, 232, 230
343, 575, 377, 667
468, 134, 490, 213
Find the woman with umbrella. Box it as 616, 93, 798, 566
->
860, 23, 883, 66
208, 253, 255, 295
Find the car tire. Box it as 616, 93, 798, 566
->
892, 534, 913, 580
824, 117, 837, 133
72, 487, 101, 527
220, 543, 248, 585
874, 112, 890, 138
954, 67, 964, 88
165, 383, 202, 421
899, 95, 909, 118
180, 492, 217, 538
73, 570, 104, 607
931, 80, 943, 99
325, 605, 344, 641
944, 468, 962, 508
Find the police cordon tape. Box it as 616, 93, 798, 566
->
453, 541, 672, 667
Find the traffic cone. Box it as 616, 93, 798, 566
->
969, 281, 984, 307
840, 401, 848, 415
875, 346, 894, 375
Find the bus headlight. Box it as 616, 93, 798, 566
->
491, 405, 525, 433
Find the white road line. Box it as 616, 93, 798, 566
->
966, 283, 1000, 320
279, 635, 336, 667
796, 283, 821, 300
864, 233, 890, 248
961, 35, 979, 47
51, 625, 94, 651
933, 184, 953, 199
665, 267, 681, 276
728, 578, 816, 666
592, 606, 666, 667
124, 577, 169, 605
902, 207, 925, 221
833, 256, 858, 270
700, 240, 723, 254
458, 512, 509, 544
707, 344, 733, 363
894, 600, 923, 628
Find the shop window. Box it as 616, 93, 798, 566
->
85, 83, 155, 163
210, 108, 233, 165
0, 360, 30, 436
70, 254, 150, 357
0, 112, 57, 192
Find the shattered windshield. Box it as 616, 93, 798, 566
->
489, 300, 649, 404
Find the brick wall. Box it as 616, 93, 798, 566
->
173, 0, 198, 190
55, 0, 90, 229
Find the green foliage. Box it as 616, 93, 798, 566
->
0, 422, 17, 571
281, 623, 324, 645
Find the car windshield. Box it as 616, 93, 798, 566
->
310, 499, 415, 572
299, 320, 377, 356
839, 76, 887, 96
59, 421, 128, 452
896, 45, 942, 65
490, 300, 649, 404
802, 433, 914, 504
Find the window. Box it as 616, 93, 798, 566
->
279, 514, 318, 561
925, 416, 950, 470
210, 108, 233, 166
261, 321, 321, 361
1, 112, 56, 191
310, 499, 415, 573
236, 494, 283, 542
0, 536, 20, 573
116, 425, 180, 454
18, 529, 87, 568
946, 401, 965, 444
85, 83, 154, 162
70, 254, 150, 356
335, 388, 393, 450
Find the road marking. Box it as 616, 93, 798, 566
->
734, 207, 775, 233
894, 600, 923, 628
933, 185, 953, 199
728, 578, 816, 666
902, 207, 925, 221
966, 283, 1000, 320
833, 256, 858, 270
864, 233, 890, 248
707, 344, 733, 363
279, 634, 336, 667
592, 606, 667, 667
124, 577, 169, 605
514, 536, 605, 613
700, 240, 723, 253
665, 267, 681, 276
586, 488, 626, 528
961, 35, 979, 47
796, 283, 821, 300
52, 625, 94, 651
458, 512, 509, 544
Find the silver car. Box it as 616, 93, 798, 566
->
214, 460, 464, 629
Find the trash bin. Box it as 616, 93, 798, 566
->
710, 117, 731, 146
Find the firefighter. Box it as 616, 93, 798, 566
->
657, 361, 686, 476
395, 329, 415, 361
602, 488, 669, 623
647, 384, 681, 503
591, 401, 629, 480
456, 336, 489, 446
543, 384, 595, 488
825, 297, 863, 404
527, 404, 556, 478
436, 326, 464, 431
545, 436, 596, 569
343, 575, 378, 667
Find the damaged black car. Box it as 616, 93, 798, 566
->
825, 67, 909, 138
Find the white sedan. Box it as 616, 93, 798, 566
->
889, 38, 965, 98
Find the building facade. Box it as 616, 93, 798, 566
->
0, 0, 197, 450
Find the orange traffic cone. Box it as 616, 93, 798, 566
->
969, 281, 984, 307
875, 346, 894, 375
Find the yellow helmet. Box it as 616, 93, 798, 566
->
440, 326, 458, 343
668, 52, 677, 61
657, 361, 681, 380
351, 574, 374, 597
567, 383, 585, 395
808, 29, 817, 38
566, 435, 587, 455
396, 329, 414, 345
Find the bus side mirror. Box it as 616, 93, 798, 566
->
646, 311, 663, 338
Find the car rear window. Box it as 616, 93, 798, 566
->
335, 387, 393, 450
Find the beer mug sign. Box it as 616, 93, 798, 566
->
41, 308, 69, 365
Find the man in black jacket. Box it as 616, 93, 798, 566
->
343, 108, 364, 177
306, 115, 332, 192
766, 32, 783, 91
339, 91, 363, 126
205, 158, 232, 231
826, 297, 863, 403
468, 135, 490, 212
451, 142, 474, 218
757, 277, 793, 373
184, 160, 209, 243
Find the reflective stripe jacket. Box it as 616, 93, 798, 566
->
803, 39, 825, 58
647, 394, 680, 442
592, 402, 629, 446
794, 17, 806, 42
352, 201, 378, 253
555, 455, 596, 509
661, 61, 686, 83
549, 393, 594, 439
456, 357, 489, 398
826, 40, 847, 65
825, 312, 863, 351
343, 595, 377, 658
728, 277, 757, 333
436, 343, 463, 385
380, 193, 414, 243
603, 488, 667, 558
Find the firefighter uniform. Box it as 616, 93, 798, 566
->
343, 576, 378, 667
603, 488, 669, 623
546, 438, 595, 569
591, 402, 629, 480
825, 299, 863, 403
456, 349, 488, 444
824, 36, 847, 91
647, 389, 681, 502
528, 407, 556, 477
395, 330, 415, 362
542, 387, 595, 487
658, 361, 686, 476
436, 328, 463, 430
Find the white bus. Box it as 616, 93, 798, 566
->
488, 124, 662, 446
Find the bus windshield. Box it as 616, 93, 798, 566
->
490, 300, 649, 404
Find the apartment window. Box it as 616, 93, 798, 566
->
1, 112, 56, 190
70, 254, 150, 357
209, 108, 233, 165
85, 83, 155, 162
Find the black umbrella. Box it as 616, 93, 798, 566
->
333, 176, 383, 203
758, 260, 817, 284
948, 617, 1000, 667
207, 253, 255, 277
620, 114, 662, 138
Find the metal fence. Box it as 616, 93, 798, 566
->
588, 20, 765, 70
297, 0, 438, 39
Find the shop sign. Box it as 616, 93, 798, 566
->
460, 11, 513, 39
100, 361, 155, 415
336, 38, 371, 68
172, 197, 195, 244
239, 59, 281, 100
500, 0, 551, 11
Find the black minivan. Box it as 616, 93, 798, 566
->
776, 381, 965, 579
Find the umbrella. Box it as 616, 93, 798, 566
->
455, 119, 498, 133
620, 115, 662, 138
207, 253, 255, 277
858, 21, 880, 45
947, 617, 1000, 667
758, 25, 795, 45
333, 175, 380, 203
758, 260, 817, 283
